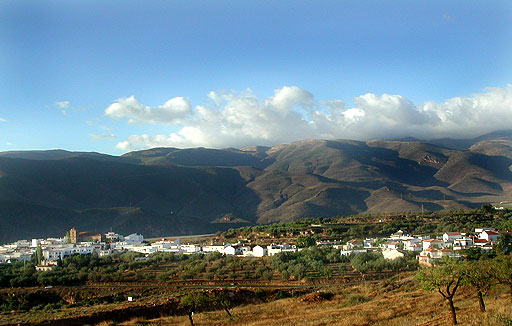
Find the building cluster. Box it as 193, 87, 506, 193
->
339, 228, 507, 267
0, 226, 508, 270
0, 229, 145, 268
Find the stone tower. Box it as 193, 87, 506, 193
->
69, 227, 77, 244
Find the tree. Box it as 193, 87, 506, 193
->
209, 291, 233, 318
295, 235, 316, 248
480, 203, 495, 214
460, 260, 495, 312
494, 234, 512, 256
35, 243, 43, 265
460, 247, 484, 261
179, 292, 208, 326
493, 255, 512, 302
416, 259, 464, 325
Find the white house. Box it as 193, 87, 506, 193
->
340, 249, 367, 256
252, 245, 267, 257
417, 247, 456, 266
180, 244, 201, 254
475, 228, 495, 233
382, 248, 406, 260
480, 230, 500, 242
35, 260, 58, 272
386, 241, 401, 250
154, 238, 180, 250
202, 245, 225, 253
31, 239, 43, 248
128, 245, 158, 254
125, 233, 144, 242
363, 238, 377, 248
473, 239, 490, 247
105, 231, 123, 241
390, 230, 409, 240
453, 237, 473, 250
267, 244, 297, 256
443, 232, 463, 242
345, 239, 364, 250
223, 245, 237, 256
422, 239, 446, 250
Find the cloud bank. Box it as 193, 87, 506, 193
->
105, 96, 191, 124
106, 85, 512, 151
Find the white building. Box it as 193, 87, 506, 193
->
382, 248, 406, 260
267, 244, 297, 256
480, 230, 500, 242
443, 232, 463, 242
340, 249, 367, 256
418, 248, 457, 267
453, 237, 473, 250
31, 239, 43, 248
475, 228, 495, 233
390, 230, 409, 240
181, 244, 201, 254
105, 231, 123, 241
125, 233, 144, 242
223, 245, 237, 256
202, 245, 225, 253
422, 239, 447, 250
252, 245, 267, 257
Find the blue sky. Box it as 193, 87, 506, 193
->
1, 1, 511, 154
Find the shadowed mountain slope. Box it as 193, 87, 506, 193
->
1, 130, 512, 242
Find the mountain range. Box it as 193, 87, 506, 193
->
1, 130, 512, 243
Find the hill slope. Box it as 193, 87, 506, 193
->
1, 131, 512, 242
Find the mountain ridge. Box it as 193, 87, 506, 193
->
1, 131, 511, 243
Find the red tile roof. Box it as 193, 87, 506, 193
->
483, 230, 499, 235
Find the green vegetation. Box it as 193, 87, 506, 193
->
416, 253, 512, 325
2, 208, 511, 324
224, 207, 512, 243
416, 258, 464, 325
269, 246, 343, 280
350, 252, 417, 274
179, 290, 234, 326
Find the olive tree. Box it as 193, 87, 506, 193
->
493, 254, 512, 302
179, 292, 208, 326
460, 260, 495, 312
416, 259, 464, 325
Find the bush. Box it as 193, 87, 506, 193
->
341, 294, 370, 307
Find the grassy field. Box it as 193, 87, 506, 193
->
114, 274, 512, 326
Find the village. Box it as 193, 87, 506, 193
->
0, 225, 507, 270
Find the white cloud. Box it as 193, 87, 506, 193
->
89, 133, 116, 140
109, 84, 512, 151
55, 101, 70, 115
0, 117, 6, 122
55, 101, 70, 109
104, 96, 191, 124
